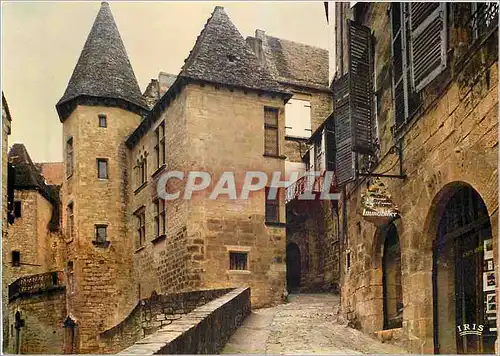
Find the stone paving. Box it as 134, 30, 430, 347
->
222, 294, 408, 354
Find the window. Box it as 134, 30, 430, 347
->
154, 122, 165, 169
469, 3, 499, 42
66, 137, 73, 177
94, 225, 107, 243
14, 201, 21, 218
314, 135, 324, 172
284, 97, 311, 138
67, 261, 75, 294
136, 209, 146, 248
98, 114, 107, 128
12, 251, 20, 267
264, 107, 279, 156
67, 202, 74, 238
97, 159, 108, 179
265, 187, 279, 223
229, 252, 248, 270
154, 199, 166, 237
136, 155, 147, 186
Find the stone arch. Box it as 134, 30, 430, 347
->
426, 181, 495, 354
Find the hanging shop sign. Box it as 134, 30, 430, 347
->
360, 178, 399, 225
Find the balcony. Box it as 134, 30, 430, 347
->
8, 271, 65, 302
285, 170, 339, 204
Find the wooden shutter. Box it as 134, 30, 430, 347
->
409, 3, 447, 92
348, 20, 374, 155
325, 114, 336, 172
390, 3, 407, 129
333, 74, 355, 186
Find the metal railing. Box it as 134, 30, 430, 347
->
285, 171, 337, 204
465, 3, 499, 44
8, 271, 65, 301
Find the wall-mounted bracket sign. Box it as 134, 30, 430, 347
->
360, 178, 400, 225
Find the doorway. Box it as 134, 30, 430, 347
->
433, 185, 496, 354
286, 243, 301, 293
382, 223, 403, 330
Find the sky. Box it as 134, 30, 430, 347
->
2, 1, 329, 163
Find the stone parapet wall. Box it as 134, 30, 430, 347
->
98, 288, 234, 353
119, 287, 251, 355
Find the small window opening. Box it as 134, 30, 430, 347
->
229, 252, 248, 270
14, 201, 21, 218
12, 251, 20, 267
98, 114, 107, 128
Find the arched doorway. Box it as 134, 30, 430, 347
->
432, 184, 495, 354
382, 223, 403, 330
286, 243, 301, 293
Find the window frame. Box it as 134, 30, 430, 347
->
229, 251, 249, 271
98, 114, 107, 128
264, 107, 279, 157
11, 250, 20, 267
67, 202, 74, 239
136, 209, 146, 248
94, 224, 108, 243
66, 137, 74, 178
154, 121, 166, 169
153, 198, 166, 238
96, 158, 108, 180
265, 187, 280, 223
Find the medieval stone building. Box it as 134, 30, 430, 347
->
323, 2, 498, 354
2, 3, 332, 353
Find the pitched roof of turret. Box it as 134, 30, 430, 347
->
178, 6, 287, 95
56, 2, 146, 118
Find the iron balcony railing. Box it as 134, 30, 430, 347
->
465, 3, 499, 44
8, 271, 65, 301
285, 170, 338, 204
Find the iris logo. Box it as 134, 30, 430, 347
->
457, 324, 484, 336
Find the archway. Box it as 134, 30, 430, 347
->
382, 223, 403, 330
286, 243, 301, 293
432, 183, 495, 354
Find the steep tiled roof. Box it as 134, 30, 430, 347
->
178, 7, 288, 95
126, 7, 291, 148
249, 30, 330, 90
8, 144, 47, 190
56, 2, 147, 119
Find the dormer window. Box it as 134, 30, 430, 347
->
227, 54, 237, 62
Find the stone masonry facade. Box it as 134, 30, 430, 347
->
330, 2, 499, 354
2, 3, 333, 354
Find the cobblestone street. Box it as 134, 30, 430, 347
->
222, 294, 408, 354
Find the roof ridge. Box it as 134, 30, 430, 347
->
263, 34, 328, 52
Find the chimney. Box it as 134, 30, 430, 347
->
246, 30, 265, 66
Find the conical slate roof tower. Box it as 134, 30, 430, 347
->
56, 2, 147, 121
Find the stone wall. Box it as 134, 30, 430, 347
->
98, 288, 233, 353
61, 104, 143, 353
6, 287, 66, 354
338, 3, 498, 353
119, 288, 251, 355
183, 84, 287, 307
128, 87, 190, 298
2, 94, 11, 351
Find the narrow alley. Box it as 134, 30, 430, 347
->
222, 294, 408, 354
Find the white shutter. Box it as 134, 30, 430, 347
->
285, 98, 311, 138
409, 3, 447, 92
